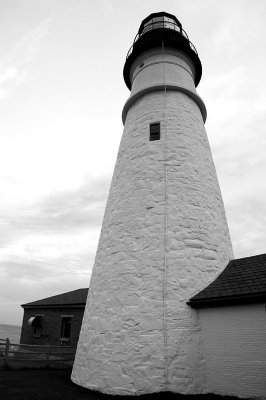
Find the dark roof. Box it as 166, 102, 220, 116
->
188, 253, 266, 308
21, 288, 88, 308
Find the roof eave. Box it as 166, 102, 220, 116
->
21, 303, 86, 309
187, 293, 266, 308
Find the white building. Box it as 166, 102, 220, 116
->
188, 253, 266, 398
72, 12, 265, 398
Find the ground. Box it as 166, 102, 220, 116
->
0, 369, 247, 400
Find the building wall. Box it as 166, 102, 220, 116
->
20, 306, 85, 347
199, 303, 266, 398
72, 80, 233, 395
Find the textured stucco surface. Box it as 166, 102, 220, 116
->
199, 303, 266, 398
71, 88, 234, 394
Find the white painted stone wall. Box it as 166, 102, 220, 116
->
122, 48, 206, 123
130, 49, 196, 95
72, 48, 234, 395
198, 303, 266, 398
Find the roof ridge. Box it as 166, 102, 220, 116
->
21, 288, 89, 307
231, 252, 266, 262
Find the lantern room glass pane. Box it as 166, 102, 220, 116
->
140, 14, 182, 36
143, 21, 152, 34
153, 16, 163, 22
164, 16, 180, 31
152, 16, 164, 29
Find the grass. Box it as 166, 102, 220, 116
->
0, 369, 244, 400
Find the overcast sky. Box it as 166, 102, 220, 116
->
1, 0, 266, 326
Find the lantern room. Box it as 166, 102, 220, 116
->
123, 12, 202, 90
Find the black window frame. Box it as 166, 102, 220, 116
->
60, 317, 72, 339
149, 122, 160, 141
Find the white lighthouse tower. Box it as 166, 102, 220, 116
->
72, 12, 234, 395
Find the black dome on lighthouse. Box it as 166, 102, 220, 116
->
123, 11, 202, 90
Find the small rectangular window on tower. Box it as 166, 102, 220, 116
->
150, 123, 160, 141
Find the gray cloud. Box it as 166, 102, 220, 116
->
0, 176, 110, 244
227, 195, 266, 259
0, 256, 93, 325
0, 18, 51, 101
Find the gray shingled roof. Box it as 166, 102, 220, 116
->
21, 288, 88, 308
188, 253, 266, 308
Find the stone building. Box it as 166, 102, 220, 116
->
20, 288, 88, 347
71, 11, 266, 399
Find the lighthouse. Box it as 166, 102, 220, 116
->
72, 12, 234, 395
